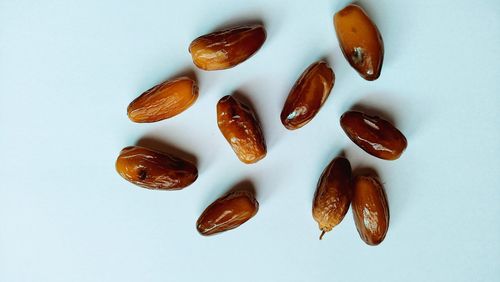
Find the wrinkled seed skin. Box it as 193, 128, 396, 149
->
189, 25, 266, 70
340, 111, 407, 160
127, 77, 198, 123
280, 61, 335, 130
217, 95, 267, 164
334, 4, 384, 81
312, 157, 352, 239
197, 190, 259, 236
352, 176, 389, 246
115, 146, 198, 190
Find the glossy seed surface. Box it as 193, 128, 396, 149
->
115, 146, 198, 190
197, 190, 259, 236
280, 61, 335, 130
334, 4, 384, 80
127, 77, 198, 123
189, 25, 266, 70
340, 111, 407, 160
352, 175, 389, 246
312, 157, 352, 240
217, 95, 266, 164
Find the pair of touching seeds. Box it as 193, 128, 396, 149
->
116, 4, 406, 241
313, 157, 390, 245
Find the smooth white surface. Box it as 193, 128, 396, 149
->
1, 0, 499, 281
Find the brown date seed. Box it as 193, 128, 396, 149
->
196, 190, 259, 236
127, 77, 198, 123
334, 4, 384, 80
352, 175, 389, 246
312, 157, 352, 240
280, 61, 335, 130
115, 146, 198, 190
189, 25, 266, 71
340, 111, 407, 160
217, 95, 267, 164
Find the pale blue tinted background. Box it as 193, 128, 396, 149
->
1, 0, 499, 281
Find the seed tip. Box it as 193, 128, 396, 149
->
319, 230, 326, 240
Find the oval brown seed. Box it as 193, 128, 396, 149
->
280, 61, 335, 130
189, 25, 266, 71
334, 4, 384, 80
312, 157, 352, 240
127, 77, 198, 123
340, 111, 407, 160
115, 146, 198, 190
352, 175, 389, 246
196, 190, 259, 236
217, 95, 267, 164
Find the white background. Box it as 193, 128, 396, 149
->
1, 0, 499, 281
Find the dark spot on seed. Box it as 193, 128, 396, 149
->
138, 169, 147, 181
